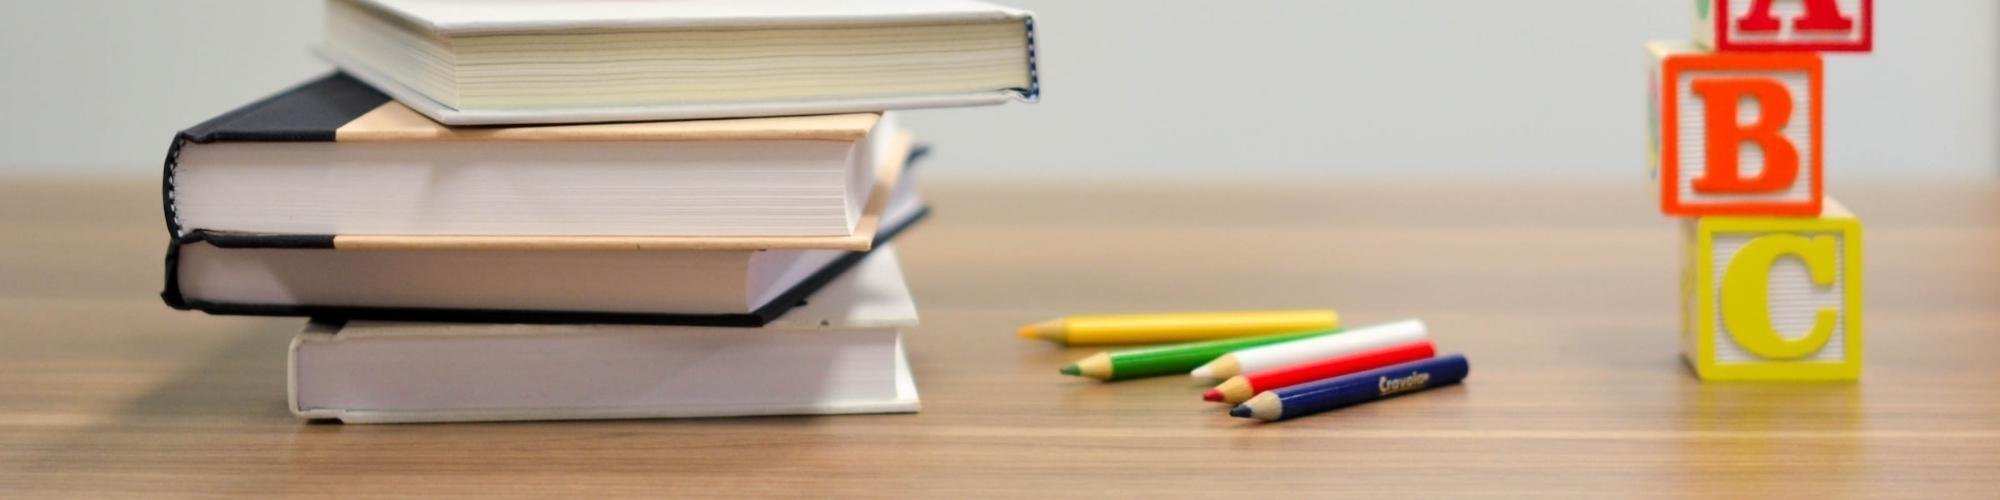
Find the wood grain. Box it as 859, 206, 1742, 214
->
2, 176, 1997, 498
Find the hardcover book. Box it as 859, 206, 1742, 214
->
162, 135, 931, 327
291, 246, 922, 423
322, 0, 1039, 125
165, 73, 901, 238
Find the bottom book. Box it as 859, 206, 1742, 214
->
289, 246, 920, 424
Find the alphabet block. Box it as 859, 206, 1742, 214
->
1695, 0, 1873, 52
1682, 199, 1862, 381
1649, 41, 1822, 216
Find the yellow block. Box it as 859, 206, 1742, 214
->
1682, 199, 1862, 381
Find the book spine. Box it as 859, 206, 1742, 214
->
160, 229, 342, 311
158, 235, 190, 310
162, 133, 190, 238
159, 133, 193, 310
1022, 16, 1040, 101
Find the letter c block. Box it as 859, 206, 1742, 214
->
1649, 41, 1822, 217
1682, 198, 1862, 381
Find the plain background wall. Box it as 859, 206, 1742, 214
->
2, 0, 1994, 181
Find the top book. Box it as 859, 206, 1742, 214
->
323, 0, 1040, 125
1693, 0, 1872, 53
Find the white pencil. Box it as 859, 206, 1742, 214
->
1188, 319, 1428, 380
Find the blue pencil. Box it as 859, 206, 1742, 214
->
1229, 354, 1469, 422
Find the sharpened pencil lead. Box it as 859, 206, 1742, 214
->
1229, 405, 1253, 418
1017, 319, 1067, 343
1059, 364, 1081, 376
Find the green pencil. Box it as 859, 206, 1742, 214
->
1058, 329, 1340, 381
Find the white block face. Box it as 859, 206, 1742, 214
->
1707, 231, 1848, 364
1673, 69, 1815, 205
1693, 0, 1719, 47
1648, 64, 1662, 176
1722, 0, 1867, 46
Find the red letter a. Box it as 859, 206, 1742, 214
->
1737, 0, 1856, 32
1691, 78, 1798, 193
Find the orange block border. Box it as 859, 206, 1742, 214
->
1660, 51, 1823, 217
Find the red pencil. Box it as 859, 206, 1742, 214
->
1203, 340, 1437, 404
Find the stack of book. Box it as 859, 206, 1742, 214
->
158, 0, 1038, 423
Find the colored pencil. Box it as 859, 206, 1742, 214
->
1059, 329, 1338, 381
1190, 319, 1426, 380
1204, 340, 1436, 404
1018, 309, 1338, 346
1231, 354, 1470, 422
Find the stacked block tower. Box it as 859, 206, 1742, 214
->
1648, 0, 1872, 381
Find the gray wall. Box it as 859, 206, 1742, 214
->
3, 1, 1993, 181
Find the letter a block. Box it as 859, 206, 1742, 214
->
1682, 199, 1862, 381
1649, 41, 1822, 216
1695, 0, 1873, 52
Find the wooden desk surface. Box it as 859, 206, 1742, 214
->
3, 176, 1997, 497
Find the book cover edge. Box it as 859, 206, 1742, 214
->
162, 206, 929, 327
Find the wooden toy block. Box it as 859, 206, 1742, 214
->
1682, 198, 1862, 381
1695, 0, 1872, 53
1649, 41, 1822, 217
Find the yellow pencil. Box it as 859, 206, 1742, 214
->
1016, 309, 1338, 346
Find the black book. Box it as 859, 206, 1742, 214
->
161, 74, 932, 327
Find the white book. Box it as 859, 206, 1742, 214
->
168, 73, 906, 238
323, 0, 1040, 125
290, 246, 920, 424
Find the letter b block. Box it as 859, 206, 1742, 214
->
1650, 42, 1822, 216
1682, 199, 1862, 381
1695, 0, 1872, 52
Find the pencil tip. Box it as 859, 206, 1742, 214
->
1201, 389, 1223, 402
1059, 364, 1080, 376
1018, 319, 1063, 341
1188, 365, 1213, 379
1229, 405, 1253, 418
